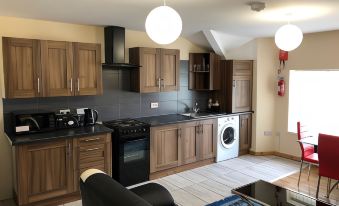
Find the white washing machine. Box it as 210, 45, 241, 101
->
216, 115, 239, 162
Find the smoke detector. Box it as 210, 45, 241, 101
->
247, 1, 266, 12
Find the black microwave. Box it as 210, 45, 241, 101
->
13, 111, 56, 134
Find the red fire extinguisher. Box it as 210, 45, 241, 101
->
278, 78, 285, 96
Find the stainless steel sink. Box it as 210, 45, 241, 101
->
180, 112, 221, 118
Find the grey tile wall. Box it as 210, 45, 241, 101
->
3, 61, 209, 122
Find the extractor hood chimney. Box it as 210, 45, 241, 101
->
102, 26, 140, 68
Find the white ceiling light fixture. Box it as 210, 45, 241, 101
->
275, 23, 303, 51
145, 0, 182, 45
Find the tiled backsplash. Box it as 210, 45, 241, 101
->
3, 61, 209, 123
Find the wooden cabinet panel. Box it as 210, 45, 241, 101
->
130, 47, 179, 93
239, 114, 252, 155
161, 49, 180, 92
198, 119, 215, 160
16, 139, 74, 205
179, 121, 198, 165
3, 37, 41, 98
233, 75, 252, 112
233, 60, 253, 76
150, 125, 180, 173
41, 40, 74, 97
73, 43, 102, 96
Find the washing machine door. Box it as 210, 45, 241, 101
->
220, 125, 236, 149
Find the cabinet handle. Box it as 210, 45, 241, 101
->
37, 77, 40, 93
85, 148, 99, 152
68, 143, 72, 157
161, 78, 165, 89
233, 80, 236, 88
70, 78, 73, 92
83, 138, 100, 142
201, 125, 204, 134
77, 78, 80, 92
158, 77, 161, 89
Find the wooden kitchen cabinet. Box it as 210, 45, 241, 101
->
41, 40, 74, 97
13, 133, 111, 206
239, 114, 252, 155
74, 42, 103, 96
150, 120, 216, 173
2, 37, 103, 98
189, 52, 220, 91
3, 37, 41, 98
14, 139, 74, 205
150, 124, 181, 173
129, 47, 180, 93
198, 119, 215, 160
217, 60, 253, 113
179, 121, 198, 165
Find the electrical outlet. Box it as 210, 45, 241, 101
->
264, 131, 273, 136
150, 102, 159, 109
59, 109, 71, 114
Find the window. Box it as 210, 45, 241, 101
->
288, 70, 339, 134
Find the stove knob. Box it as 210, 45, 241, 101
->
143, 128, 146, 132
134, 129, 137, 133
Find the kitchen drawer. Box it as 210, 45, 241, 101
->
79, 144, 105, 163
78, 134, 107, 146
233, 60, 252, 76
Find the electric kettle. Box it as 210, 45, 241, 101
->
84, 109, 98, 126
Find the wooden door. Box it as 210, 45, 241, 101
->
73, 43, 102, 96
41, 40, 74, 97
232, 75, 252, 112
198, 119, 215, 160
160, 49, 180, 92
150, 125, 180, 173
3, 37, 41, 98
16, 139, 74, 205
179, 121, 198, 165
239, 114, 252, 155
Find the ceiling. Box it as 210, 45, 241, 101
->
1, 0, 339, 52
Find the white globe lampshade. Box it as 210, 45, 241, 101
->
275, 24, 303, 51
145, 5, 182, 45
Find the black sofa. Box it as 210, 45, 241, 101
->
80, 169, 175, 206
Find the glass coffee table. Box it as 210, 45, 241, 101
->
232, 180, 334, 206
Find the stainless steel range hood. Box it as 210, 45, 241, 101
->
102, 26, 140, 69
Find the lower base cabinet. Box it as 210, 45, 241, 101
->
13, 133, 111, 206
150, 120, 216, 173
239, 114, 252, 155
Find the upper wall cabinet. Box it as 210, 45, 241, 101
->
3, 37, 41, 98
129, 47, 180, 93
2, 37, 103, 98
189, 53, 220, 91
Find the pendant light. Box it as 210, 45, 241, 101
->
145, 0, 182, 45
275, 23, 303, 51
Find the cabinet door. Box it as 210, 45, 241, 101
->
179, 121, 198, 165
150, 125, 180, 173
232, 75, 252, 112
239, 114, 252, 155
139, 48, 161, 93
73, 43, 102, 96
198, 119, 215, 160
209, 53, 220, 90
16, 139, 74, 205
160, 49, 180, 92
3, 37, 41, 98
41, 40, 74, 97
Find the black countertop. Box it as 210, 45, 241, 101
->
6, 124, 113, 145
135, 111, 253, 127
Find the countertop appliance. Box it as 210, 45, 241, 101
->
84, 109, 98, 126
103, 119, 150, 186
13, 111, 56, 134
216, 115, 239, 162
55, 113, 81, 129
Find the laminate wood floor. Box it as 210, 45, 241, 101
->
2, 155, 334, 206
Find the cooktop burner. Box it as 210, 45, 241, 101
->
103, 119, 149, 129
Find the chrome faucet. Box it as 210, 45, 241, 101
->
192, 102, 200, 113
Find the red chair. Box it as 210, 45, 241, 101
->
297, 122, 319, 187
316, 133, 339, 198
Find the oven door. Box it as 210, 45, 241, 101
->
118, 136, 150, 186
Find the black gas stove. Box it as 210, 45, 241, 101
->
103, 119, 150, 186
